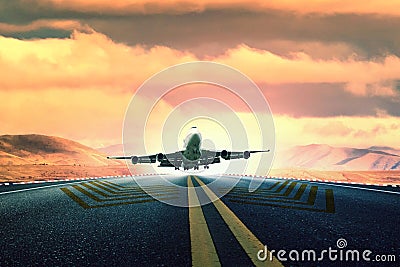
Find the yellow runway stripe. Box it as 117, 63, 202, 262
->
187, 176, 221, 267
193, 176, 283, 267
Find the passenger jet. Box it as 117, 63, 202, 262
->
107, 127, 270, 170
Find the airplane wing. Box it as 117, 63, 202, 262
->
107, 151, 185, 167
107, 149, 270, 168
107, 155, 158, 163
202, 149, 270, 161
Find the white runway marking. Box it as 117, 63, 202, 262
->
0, 181, 94, 195
1, 175, 398, 196
223, 174, 400, 195
308, 181, 400, 195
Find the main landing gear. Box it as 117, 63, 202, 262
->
182, 165, 200, 170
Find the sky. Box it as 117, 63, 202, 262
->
1, 0, 400, 152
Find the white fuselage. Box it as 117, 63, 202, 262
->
181, 127, 202, 169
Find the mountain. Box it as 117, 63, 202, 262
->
367, 146, 400, 157
98, 142, 400, 171
274, 144, 400, 170
0, 134, 121, 166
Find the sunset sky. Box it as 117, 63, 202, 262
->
1, 0, 400, 152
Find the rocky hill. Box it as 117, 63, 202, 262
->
274, 144, 400, 170
0, 134, 119, 166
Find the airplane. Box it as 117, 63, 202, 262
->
107, 126, 270, 170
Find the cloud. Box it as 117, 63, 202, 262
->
345, 81, 398, 97
303, 121, 353, 137
1, 30, 400, 122
22, 0, 400, 15
1, 86, 399, 150
218, 46, 400, 86
275, 115, 400, 150
0, 19, 92, 33
0, 31, 196, 91
2, 1, 400, 150
261, 83, 400, 117
1, 31, 400, 94
79, 10, 400, 59
2, 3, 400, 58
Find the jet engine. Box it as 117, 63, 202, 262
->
157, 153, 164, 162
243, 151, 250, 159
131, 156, 139, 164
221, 150, 229, 160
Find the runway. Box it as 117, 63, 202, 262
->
1, 175, 399, 266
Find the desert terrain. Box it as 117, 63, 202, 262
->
1, 134, 399, 184
0, 134, 141, 182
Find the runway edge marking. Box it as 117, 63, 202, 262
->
193, 176, 283, 267
187, 176, 221, 267
0, 180, 93, 195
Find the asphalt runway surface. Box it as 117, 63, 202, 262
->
1, 175, 399, 266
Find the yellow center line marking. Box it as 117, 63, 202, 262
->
193, 176, 284, 267
188, 176, 221, 267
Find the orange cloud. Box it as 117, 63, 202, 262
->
1, 32, 400, 97
30, 0, 400, 15
217, 45, 400, 96
275, 115, 400, 150
1, 86, 399, 150
0, 31, 196, 91
1, 31, 400, 148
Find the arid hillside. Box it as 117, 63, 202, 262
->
0, 134, 120, 166
274, 144, 400, 171
0, 134, 136, 182
1, 135, 400, 184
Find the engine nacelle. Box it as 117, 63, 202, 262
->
243, 151, 250, 159
157, 153, 164, 162
131, 156, 139, 164
221, 150, 229, 160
